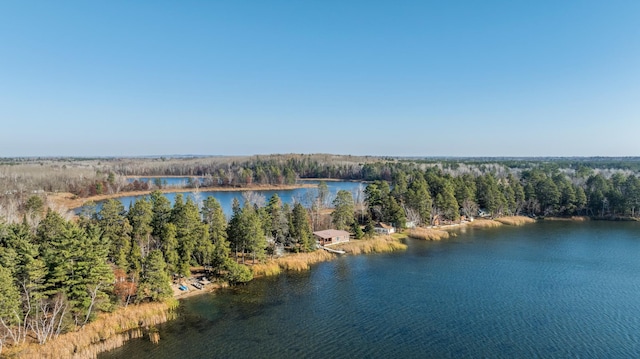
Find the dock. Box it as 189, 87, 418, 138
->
320, 246, 346, 255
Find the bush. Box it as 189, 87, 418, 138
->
224, 260, 253, 284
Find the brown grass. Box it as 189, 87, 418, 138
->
543, 216, 590, 222
467, 219, 503, 229
407, 227, 452, 241
253, 250, 335, 277
495, 216, 537, 226
334, 236, 408, 254
8, 300, 177, 359
251, 262, 283, 277
253, 237, 407, 277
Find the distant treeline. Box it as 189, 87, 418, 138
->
1, 155, 640, 222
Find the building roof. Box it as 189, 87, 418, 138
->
376, 223, 394, 229
313, 229, 350, 239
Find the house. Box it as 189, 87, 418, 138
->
374, 223, 396, 235
313, 229, 350, 246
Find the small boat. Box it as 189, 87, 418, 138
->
191, 282, 204, 290
178, 285, 188, 291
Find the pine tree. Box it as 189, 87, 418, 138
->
241, 205, 267, 264
136, 250, 172, 303
290, 203, 314, 252
97, 199, 132, 269
160, 223, 179, 276
201, 196, 229, 273
352, 221, 364, 239
332, 190, 356, 231
150, 190, 172, 238
171, 195, 204, 277
128, 198, 153, 258
0, 265, 21, 345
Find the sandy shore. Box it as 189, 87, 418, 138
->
172, 281, 230, 299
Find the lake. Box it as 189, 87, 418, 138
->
100, 221, 640, 358
86, 180, 364, 217
127, 177, 205, 187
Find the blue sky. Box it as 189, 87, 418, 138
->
1, 1, 639, 157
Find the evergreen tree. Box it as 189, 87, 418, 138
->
159, 223, 179, 276
0, 264, 21, 331
127, 198, 153, 258
406, 175, 432, 225
332, 190, 356, 231
201, 196, 230, 274
136, 250, 172, 303
150, 190, 172, 238
97, 199, 132, 269
266, 194, 289, 245
352, 221, 364, 239
171, 195, 204, 276
289, 202, 314, 252
227, 198, 243, 260
43, 223, 113, 325
241, 205, 267, 264
364, 217, 376, 238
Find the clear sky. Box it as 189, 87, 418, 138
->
1, 1, 639, 157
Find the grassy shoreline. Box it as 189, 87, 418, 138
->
251, 235, 408, 277
2, 216, 575, 358
6, 300, 178, 359
408, 216, 537, 240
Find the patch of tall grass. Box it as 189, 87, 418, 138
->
467, 219, 503, 229
253, 250, 335, 277
334, 236, 407, 254
251, 262, 282, 277
407, 228, 452, 241
544, 216, 589, 222
495, 216, 536, 226
8, 301, 176, 359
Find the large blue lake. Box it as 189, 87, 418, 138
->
101, 221, 640, 358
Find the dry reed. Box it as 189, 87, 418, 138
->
253, 237, 407, 277
334, 236, 407, 254
407, 227, 452, 241
253, 250, 335, 277
8, 300, 177, 359
495, 216, 537, 226
467, 219, 503, 229
251, 262, 282, 277
275, 250, 334, 271
543, 216, 589, 222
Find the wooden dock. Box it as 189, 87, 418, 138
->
320, 246, 346, 255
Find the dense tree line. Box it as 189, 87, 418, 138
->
359, 166, 640, 228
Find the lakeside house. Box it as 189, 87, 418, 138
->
374, 223, 396, 235
313, 229, 350, 246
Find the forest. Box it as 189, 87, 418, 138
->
2, 155, 640, 354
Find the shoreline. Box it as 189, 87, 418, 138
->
408, 216, 539, 240
5, 216, 573, 358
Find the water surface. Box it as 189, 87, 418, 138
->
101, 221, 640, 358
87, 180, 363, 216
